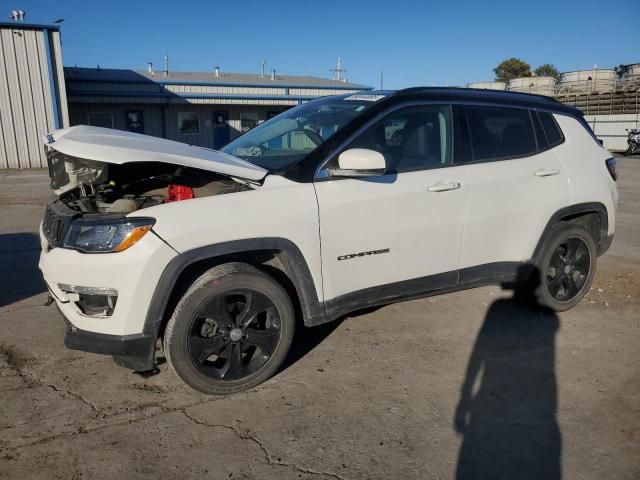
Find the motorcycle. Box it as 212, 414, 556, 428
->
624, 128, 640, 156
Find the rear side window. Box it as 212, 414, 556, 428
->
453, 107, 473, 164
538, 112, 564, 147
464, 106, 537, 161
532, 113, 549, 150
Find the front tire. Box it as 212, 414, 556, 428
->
163, 262, 295, 394
532, 224, 597, 312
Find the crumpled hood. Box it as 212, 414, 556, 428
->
44, 126, 268, 193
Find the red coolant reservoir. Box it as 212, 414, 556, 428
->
165, 185, 194, 203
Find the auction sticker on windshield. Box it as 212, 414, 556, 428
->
344, 94, 386, 102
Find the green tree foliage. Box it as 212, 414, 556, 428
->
534, 64, 560, 79
494, 58, 531, 82
614, 64, 629, 78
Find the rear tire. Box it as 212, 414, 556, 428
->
624, 145, 632, 156
163, 262, 295, 395
532, 224, 597, 312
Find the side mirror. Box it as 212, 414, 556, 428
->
327, 148, 386, 177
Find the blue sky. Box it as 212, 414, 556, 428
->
14, 0, 640, 89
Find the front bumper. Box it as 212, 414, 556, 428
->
39, 224, 177, 369
63, 313, 156, 371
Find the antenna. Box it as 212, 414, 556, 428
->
261, 60, 265, 78
330, 57, 347, 82
163, 52, 169, 77
380, 70, 384, 90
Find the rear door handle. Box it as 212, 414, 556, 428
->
428, 181, 462, 192
534, 168, 560, 177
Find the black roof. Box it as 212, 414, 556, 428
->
370, 87, 582, 117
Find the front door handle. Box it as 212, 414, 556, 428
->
428, 182, 462, 192
534, 168, 560, 177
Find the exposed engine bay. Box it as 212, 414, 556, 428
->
47, 149, 254, 214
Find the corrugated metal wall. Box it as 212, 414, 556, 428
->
0, 24, 68, 169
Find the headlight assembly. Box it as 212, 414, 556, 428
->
63, 217, 155, 253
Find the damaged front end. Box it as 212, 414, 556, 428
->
43, 124, 267, 217
40, 126, 271, 370
46, 147, 253, 216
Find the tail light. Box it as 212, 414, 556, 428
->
605, 157, 618, 181
165, 185, 194, 203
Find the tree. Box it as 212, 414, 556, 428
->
614, 64, 629, 78
534, 64, 560, 79
494, 58, 531, 82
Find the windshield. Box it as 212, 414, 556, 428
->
221, 95, 377, 172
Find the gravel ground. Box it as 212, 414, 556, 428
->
0, 158, 638, 479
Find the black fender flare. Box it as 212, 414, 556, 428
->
142, 238, 323, 341
532, 202, 609, 262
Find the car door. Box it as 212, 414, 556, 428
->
314, 104, 469, 303
453, 104, 570, 277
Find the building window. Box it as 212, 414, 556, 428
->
87, 112, 113, 128
125, 110, 144, 134
240, 112, 260, 133
178, 112, 200, 135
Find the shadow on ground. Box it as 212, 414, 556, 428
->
278, 317, 344, 374
454, 269, 561, 479
0, 232, 45, 308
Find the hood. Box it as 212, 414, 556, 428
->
44, 126, 268, 192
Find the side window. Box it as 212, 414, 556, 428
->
342, 105, 452, 173
538, 112, 564, 147
464, 105, 537, 161
453, 106, 473, 164
532, 112, 549, 150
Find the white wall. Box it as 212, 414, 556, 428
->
584, 114, 639, 152
0, 26, 67, 168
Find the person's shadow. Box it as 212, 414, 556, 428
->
454, 268, 561, 479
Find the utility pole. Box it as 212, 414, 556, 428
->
330, 57, 347, 83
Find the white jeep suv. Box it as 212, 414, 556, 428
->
39, 88, 618, 394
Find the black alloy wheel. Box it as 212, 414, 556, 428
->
533, 223, 597, 312
545, 237, 591, 302
163, 262, 295, 394
188, 289, 281, 380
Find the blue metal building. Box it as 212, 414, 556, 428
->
65, 66, 373, 149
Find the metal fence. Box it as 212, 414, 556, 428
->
557, 89, 640, 116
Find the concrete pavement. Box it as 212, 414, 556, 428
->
0, 160, 638, 479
